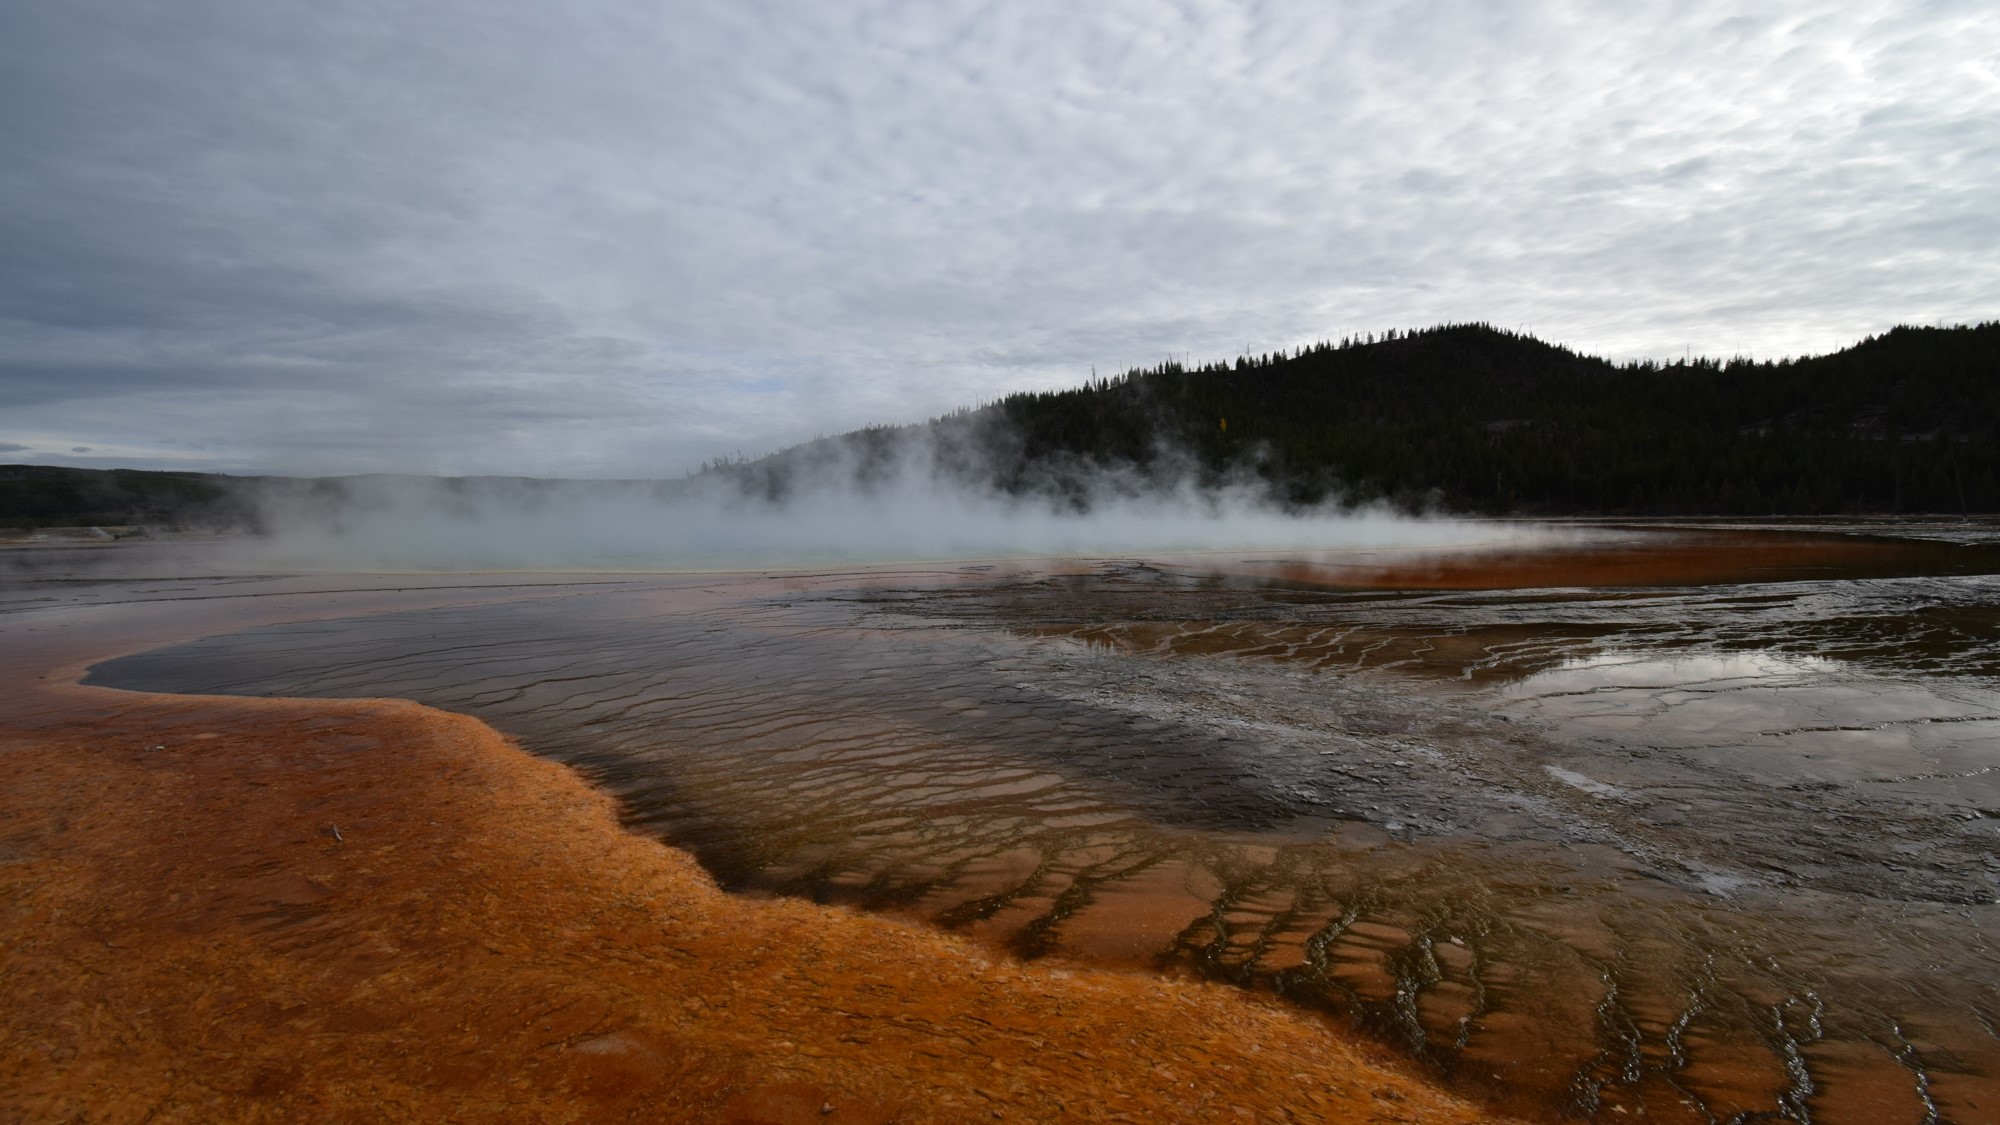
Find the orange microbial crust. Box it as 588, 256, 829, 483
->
1218, 529, 1995, 591
0, 681, 1513, 1124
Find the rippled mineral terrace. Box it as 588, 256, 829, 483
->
43, 521, 2000, 1121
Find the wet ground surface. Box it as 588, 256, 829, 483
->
72, 523, 2000, 1122
6, 669, 1508, 1124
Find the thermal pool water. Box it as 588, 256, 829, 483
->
81, 524, 2000, 1122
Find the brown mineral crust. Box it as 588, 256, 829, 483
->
0, 680, 1515, 1124
1222, 530, 1998, 591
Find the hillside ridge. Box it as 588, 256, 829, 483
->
722, 320, 2000, 515
7, 321, 1998, 526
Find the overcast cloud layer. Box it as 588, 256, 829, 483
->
2, 0, 1996, 476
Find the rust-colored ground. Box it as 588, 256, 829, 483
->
1226, 529, 1998, 590
0, 678, 1512, 1123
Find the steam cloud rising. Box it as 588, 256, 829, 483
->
237, 434, 1534, 572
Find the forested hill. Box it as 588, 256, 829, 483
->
724, 321, 2000, 515
7, 322, 1998, 528
0, 464, 254, 530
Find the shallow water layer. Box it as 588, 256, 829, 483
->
86, 526, 2000, 1122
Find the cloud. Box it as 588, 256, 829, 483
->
1, 0, 1995, 475
0, 442, 26, 453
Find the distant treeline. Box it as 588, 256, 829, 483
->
11, 321, 1999, 527
720, 321, 2000, 515
0, 464, 255, 530
0, 468, 685, 531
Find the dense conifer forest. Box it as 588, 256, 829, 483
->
6, 321, 1997, 527
0, 465, 251, 530
728, 321, 2000, 515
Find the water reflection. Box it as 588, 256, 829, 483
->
1516, 648, 1841, 689
1507, 649, 2000, 810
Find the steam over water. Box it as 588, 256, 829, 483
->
229, 467, 1524, 572
87, 524, 2000, 1122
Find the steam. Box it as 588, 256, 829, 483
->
231, 432, 1541, 573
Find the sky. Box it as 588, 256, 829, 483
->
2, 0, 1996, 478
